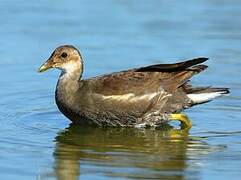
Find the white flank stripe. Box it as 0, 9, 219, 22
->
101, 93, 158, 102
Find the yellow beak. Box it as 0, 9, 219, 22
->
38, 59, 54, 73
38, 63, 48, 72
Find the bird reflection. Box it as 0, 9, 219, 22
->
53, 122, 207, 180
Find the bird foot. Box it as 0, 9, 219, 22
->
169, 113, 192, 130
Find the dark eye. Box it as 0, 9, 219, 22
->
61, 52, 68, 58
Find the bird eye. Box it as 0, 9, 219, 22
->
61, 52, 68, 58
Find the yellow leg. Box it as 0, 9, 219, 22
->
170, 113, 192, 130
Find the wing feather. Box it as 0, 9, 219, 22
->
83, 57, 208, 99
136, 57, 208, 72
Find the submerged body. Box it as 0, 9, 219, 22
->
39, 45, 229, 127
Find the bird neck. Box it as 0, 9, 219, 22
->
55, 66, 82, 108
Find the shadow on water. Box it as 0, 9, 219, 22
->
53, 123, 212, 180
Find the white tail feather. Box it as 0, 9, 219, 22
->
187, 92, 226, 104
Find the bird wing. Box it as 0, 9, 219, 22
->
79, 57, 208, 116
85, 57, 208, 95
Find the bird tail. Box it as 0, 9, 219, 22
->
186, 87, 230, 105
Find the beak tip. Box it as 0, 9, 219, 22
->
38, 63, 49, 73
38, 59, 53, 73
38, 67, 44, 73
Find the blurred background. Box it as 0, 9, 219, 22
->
0, 0, 241, 179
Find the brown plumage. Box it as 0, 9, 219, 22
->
38, 45, 229, 127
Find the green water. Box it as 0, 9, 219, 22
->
0, 0, 241, 179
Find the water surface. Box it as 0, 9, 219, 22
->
0, 0, 241, 179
